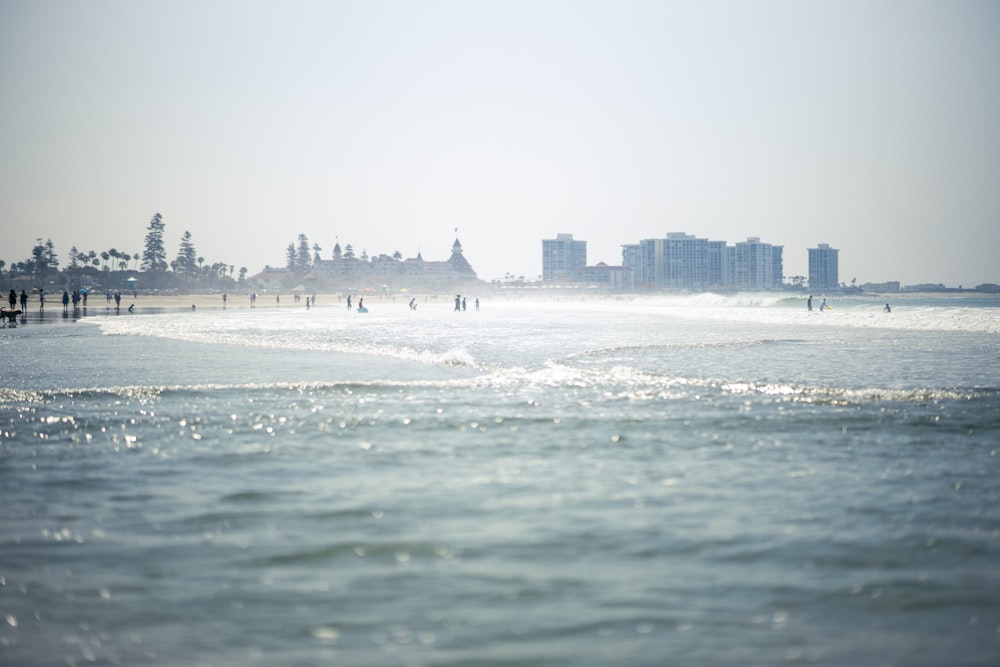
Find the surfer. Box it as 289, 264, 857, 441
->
884, 303, 891, 313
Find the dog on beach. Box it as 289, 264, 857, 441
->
1, 307, 23, 327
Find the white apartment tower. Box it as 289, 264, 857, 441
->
542, 233, 587, 282
808, 243, 840, 291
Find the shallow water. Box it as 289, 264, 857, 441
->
2, 294, 999, 665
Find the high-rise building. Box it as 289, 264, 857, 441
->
808, 243, 839, 291
542, 233, 587, 282
729, 237, 783, 290
706, 240, 729, 288
621, 244, 642, 284
634, 233, 710, 289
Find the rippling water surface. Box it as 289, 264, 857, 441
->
2, 294, 999, 666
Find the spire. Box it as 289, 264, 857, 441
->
448, 236, 474, 275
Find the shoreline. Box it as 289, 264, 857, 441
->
0, 292, 465, 328
3, 290, 997, 331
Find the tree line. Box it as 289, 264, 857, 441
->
283, 233, 405, 275
1, 213, 248, 291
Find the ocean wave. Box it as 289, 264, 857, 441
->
565, 339, 794, 361
94, 314, 479, 367
3, 370, 995, 410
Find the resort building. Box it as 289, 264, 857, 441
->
302, 237, 480, 291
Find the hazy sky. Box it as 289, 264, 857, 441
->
2, 0, 998, 286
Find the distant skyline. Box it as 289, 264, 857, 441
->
2, 1, 998, 287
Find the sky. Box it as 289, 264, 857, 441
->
1, 0, 998, 287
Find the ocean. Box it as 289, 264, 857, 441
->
2, 293, 999, 666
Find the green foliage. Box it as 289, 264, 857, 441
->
141, 213, 168, 282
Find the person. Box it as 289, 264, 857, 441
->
358, 298, 364, 310
454, 294, 461, 312
19, 290, 27, 311
475, 298, 479, 311
62, 290, 70, 311
82, 291, 88, 306
884, 303, 891, 313
807, 295, 812, 312
222, 293, 228, 308
462, 297, 467, 311
39, 288, 45, 310
128, 303, 134, 313
114, 291, 121, 311
347, 295, 352, 310
819, 298, 827, 312
8, 289, 16, 310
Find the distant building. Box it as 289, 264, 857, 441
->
729, 237, 783, 290
299, 237, 479, 291
577, 262, 634, 291
706, 240, 729, 287
621, 244, 642, 283
622, 232, 782, 290
862, 281, 900, 293
542, 233, 587, 282
808, 243, 839, 291
630, 233, 709, 290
